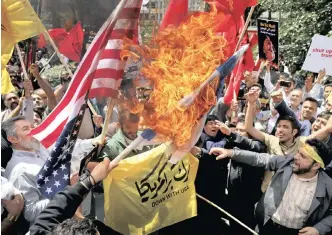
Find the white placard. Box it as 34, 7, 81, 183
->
302, 35, 332, 76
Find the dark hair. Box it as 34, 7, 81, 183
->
118, 109, 139, 125
1, 128, 13, 169
317, 111, 332, 121
33, 108, 43, 120
205, 114, 219, 124
305, 139, 332, 167
324, 83, 332, 90
303, 97, 319, 107
51, 218, 98, 235
275, 115, 300, 135
2, 115, 28, 138
250, 83, 262, 90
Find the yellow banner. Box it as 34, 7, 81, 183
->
104, 144, 199, 235
1, 0, 46, 94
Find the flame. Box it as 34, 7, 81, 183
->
123, 7, 228, 147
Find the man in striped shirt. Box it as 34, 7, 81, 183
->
210, 138, 332, 235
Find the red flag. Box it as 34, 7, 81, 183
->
58, 22, 84, 62
159, 0, 188, 32
37, 28, 68, 48
31, 0, 142, 149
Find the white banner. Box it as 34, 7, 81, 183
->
302, 34, 332, 76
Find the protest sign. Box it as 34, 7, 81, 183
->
257, 19, 279, 69
302, 35, 332, 76
104, 144, 198, 235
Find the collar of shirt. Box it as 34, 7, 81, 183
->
12, 146, 49, 161
279, 138, 297, 150
294, 173, 318, 183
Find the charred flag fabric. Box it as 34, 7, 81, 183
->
103, 143, 199, 234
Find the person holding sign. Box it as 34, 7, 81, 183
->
302, 69, 325, 103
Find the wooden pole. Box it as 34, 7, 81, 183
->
15, 44, 30, 81
234, 6, 256, 52
99, 98, 115, 140
196, 193, 259, 235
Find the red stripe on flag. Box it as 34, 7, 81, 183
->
40, 119, 67, 149
89, 88, 119, 98
94, 68, 124, 79
100, 49, 122, 60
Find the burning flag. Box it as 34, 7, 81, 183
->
123, 7, 228, 147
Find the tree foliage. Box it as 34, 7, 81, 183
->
259, 0, 332, 68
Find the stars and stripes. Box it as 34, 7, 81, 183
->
30, 0, 143, 149
37, 101, 87, 199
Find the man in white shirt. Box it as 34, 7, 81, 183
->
2, 116, 50, 224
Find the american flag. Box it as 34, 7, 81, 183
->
30, 0, 143, 149
36, 98, 88, 198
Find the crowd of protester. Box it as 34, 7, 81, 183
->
1, 45, 332, 235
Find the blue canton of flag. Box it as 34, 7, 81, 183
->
36, 101, 88, 199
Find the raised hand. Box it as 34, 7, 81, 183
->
245, 90, 259, 104
90, 158, 118, 184
316, 68, 326, 84
23, 79, 33, 98
270, 89, 283, 104
215, 120, 231, 136
209, 148, 233, 160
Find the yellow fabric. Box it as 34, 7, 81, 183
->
300, 141, 324, 168
328, 92, 332, 105
1, 0, 46, 94
104, 144, 199, 235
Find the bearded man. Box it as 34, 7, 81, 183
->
2, 115, 50, 224
1, 92, 19, 122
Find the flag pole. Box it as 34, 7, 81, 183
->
15, 44, 30, 81
234, 6, 256, 52
99, 98, 115, 140
42, 31, 98, 116
196, 193, 258, 235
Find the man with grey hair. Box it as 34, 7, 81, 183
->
2, 115, 50, 224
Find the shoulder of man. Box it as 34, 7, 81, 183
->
97, 131, 127, 161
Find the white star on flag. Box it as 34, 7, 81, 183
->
52, 170, 58, 177
44, 176, 49, 183
63, 174, 69, 180
65, 135, 70, 141
45, 187, 53, 195
47, 156, 52, 161
54, 181, 61, 188
43, 165, 48, 171
38, 174, 44, 180
60, 164, 66, 171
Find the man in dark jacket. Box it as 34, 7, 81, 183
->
210, 138, 332, 235
216, 119, 266, 235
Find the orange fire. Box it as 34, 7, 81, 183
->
123, 7, 228, 147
